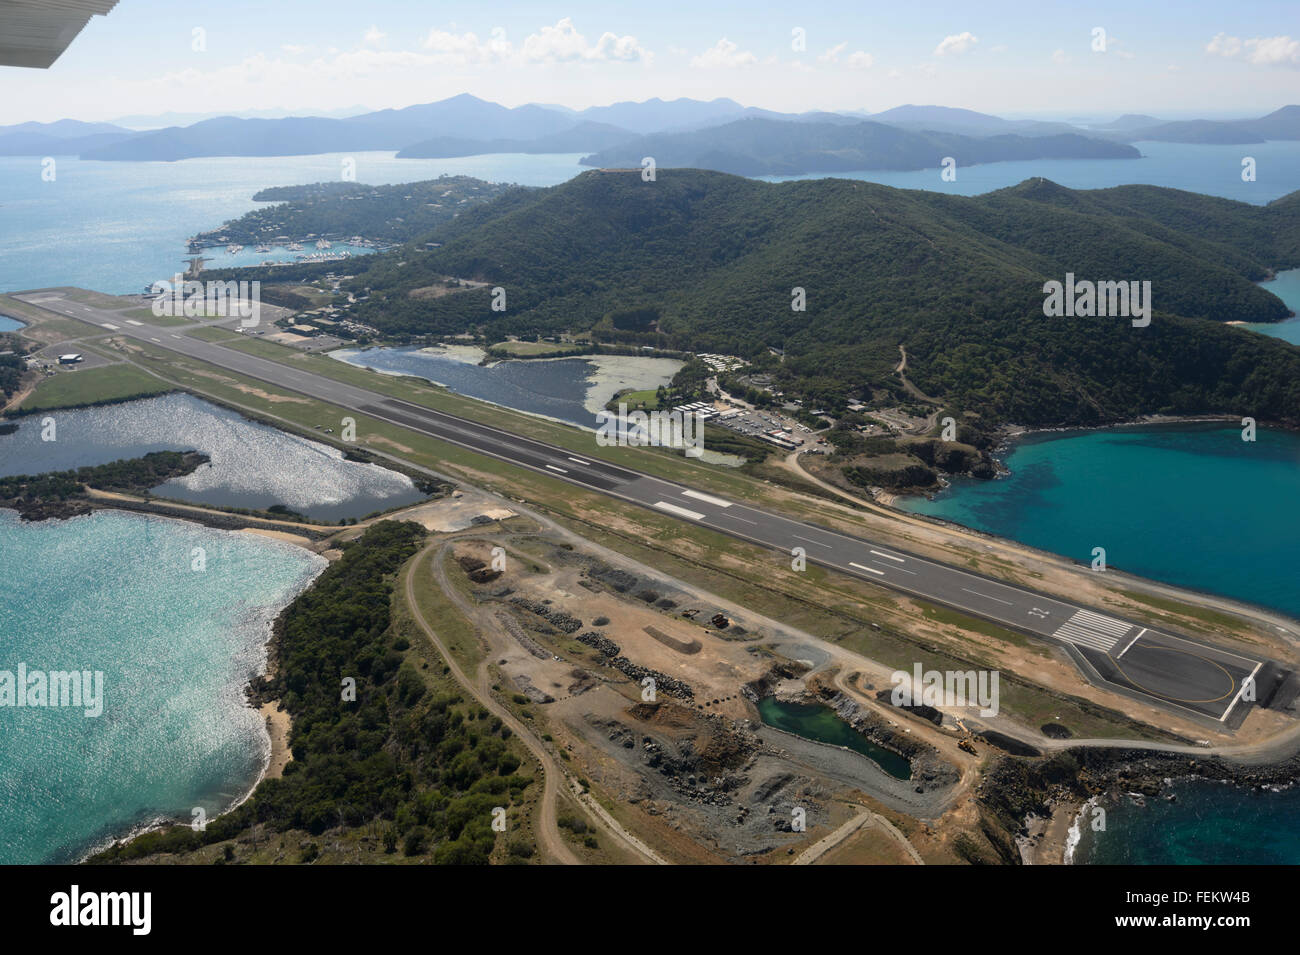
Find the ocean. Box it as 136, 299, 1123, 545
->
902, 270, 1300, 863
762, 139, 1300, 203
0, 509, 325, 863
1074, 781, 1300, 865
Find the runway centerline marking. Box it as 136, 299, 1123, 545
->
961, 587, 1013, 606
719, 512, 757, 525
848, 561, 885, 576
792, 534, 831, 549
545, 464, 567, 473
870, 549, 905, 563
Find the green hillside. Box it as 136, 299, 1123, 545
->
346, 169, 1300, 428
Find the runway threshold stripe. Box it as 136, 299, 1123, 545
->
1220, 662, 1263, 722
654, 501, 705, 521
1057, 622, 1119, 645
1072, 610, 1130, 634
682, 489, 732, 508
848, 561, 885, 576
1115, 628, 1145, 659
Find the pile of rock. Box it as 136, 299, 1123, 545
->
510, 597, 582, 633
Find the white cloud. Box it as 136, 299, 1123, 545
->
281, 44, 306, 56
1206, 32, 1243, 57
818, 42, 847, 64
362, 25, 387, 47
817, 43, 872, 69
933, 32, 978, 56
691, 37, 758, 68
1206, 32, 1300, 67
521, 18, 649, 63
422, 26, 512, 64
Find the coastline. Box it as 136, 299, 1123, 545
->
989, 746, 1300, 867
1019, 798, 1083, 865
2, 504, 330, 864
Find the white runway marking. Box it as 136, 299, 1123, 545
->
1115, 628, 1145, 659
545, 464, 567, 473
682, 489, 732, 508
654, 501, 705, 521
961, 587, 1012, 606
567, 456, 590, 465
720, 512, 757, 525
1220, 662, 1263, 722
1051, 609, 1132, 653
849, 561, 885, 576
870, 549, 905, 563
792, 534, 831, 549
125, 320, 144, 326
100, 323, 119, 330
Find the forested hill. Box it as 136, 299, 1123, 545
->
347, 169, 1300, 428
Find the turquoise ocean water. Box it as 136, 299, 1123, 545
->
0, 509, 324, 863
903, 271, 1300, 863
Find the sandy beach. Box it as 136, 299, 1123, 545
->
1021, 799, 1082, 864
259, 701, 293, 779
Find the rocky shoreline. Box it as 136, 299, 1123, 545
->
979, 745, 1300, 864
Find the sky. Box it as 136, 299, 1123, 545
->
1, 0, 1297, 125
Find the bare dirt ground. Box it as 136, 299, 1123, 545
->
429, 525, 958, 862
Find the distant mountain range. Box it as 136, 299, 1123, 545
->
1104, 106, 1300, 144
0, 118, 135, 156
1, 96, 1295, 175
578, 118, 1140, 176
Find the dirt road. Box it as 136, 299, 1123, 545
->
403, 544, 582, 865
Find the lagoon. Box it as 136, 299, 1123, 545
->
0, 392, 424, 520
331, 344, 682, 431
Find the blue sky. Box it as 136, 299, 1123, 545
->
2, 0, 1296, 124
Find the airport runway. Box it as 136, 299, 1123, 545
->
19, 289, 1275, 727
